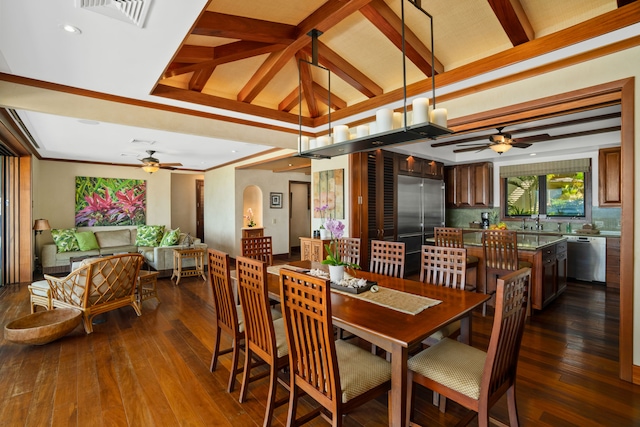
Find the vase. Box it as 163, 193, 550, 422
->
319, 229, 329, 239
329, 265, 345, 283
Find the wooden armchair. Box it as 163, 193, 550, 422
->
43, 253, 144, 333
279, 269, 392, 426
241, 236, 273, 266
408, 268, 531, 426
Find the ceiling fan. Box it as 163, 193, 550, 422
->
453, 127, 550, 154
139, 150, 182, 173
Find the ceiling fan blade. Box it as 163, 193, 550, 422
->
511, 133, 550, 144
511, 142, 532, 149
453, 145, 490, 153
455, 143, 489, 148
158, 162, 182, 167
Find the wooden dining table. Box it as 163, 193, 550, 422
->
263, 260, 490, 427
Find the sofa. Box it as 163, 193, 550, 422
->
33, 253, 144, 333
42, 228, 206, 277
42, 228, 138, 275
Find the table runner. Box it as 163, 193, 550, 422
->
271, 265, 441, 315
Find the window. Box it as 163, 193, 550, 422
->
501, 159, 591, 220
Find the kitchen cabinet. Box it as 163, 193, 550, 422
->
606, 237, 620, 288
397, 155, 443, 179
367, 150, 397, 241
300, 237, 330, 262
445, 162, 493, 208
541, 245, 557, 308
556, 240, 567, 294
599, 147, 621, 207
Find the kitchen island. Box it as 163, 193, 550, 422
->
457, 231, 567, 310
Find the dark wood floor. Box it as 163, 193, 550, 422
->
1, 263, 639, 426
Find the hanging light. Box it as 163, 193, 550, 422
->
489, 129, 512, 154
142, 164, 159, 174
490, 143, 512, 154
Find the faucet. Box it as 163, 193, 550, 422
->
534, 215, 540, 231
521, 218, 527, 230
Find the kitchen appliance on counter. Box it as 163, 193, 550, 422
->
566, 235, 606, 282
481, 212, 490, 229
397, 175, 445, 275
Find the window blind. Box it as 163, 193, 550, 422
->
500, 158, 591, 178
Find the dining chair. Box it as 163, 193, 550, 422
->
279, 269, 392, 427
407, 267, 531, 426
482, 230, 532, 315
338, 237, 361, 266
241, 236, 273, 266
235, 256, 289, 427
434, 226, 478, 291
369, 240, 405, 278
208, 248, 244, 393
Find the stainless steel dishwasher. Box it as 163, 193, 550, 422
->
566, 235, 606, 282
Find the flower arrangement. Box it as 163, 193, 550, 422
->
244, 208, 256, 227
315, 203, 329, 229
321, 218, 360, 269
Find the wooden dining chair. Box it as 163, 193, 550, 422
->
482, 230, 532, 315
434, 227, 478, 291
241, 236, 273, 266
369, 240, 405, 278
338, 237, 361, 266
407, 267, 531, 426
235, 256, 289, 427
279, 269, 392, 427
208, 248, 244, 393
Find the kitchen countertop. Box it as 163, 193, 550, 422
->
453, 230, 567, 251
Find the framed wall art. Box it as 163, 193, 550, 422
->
75, 176, 146, 226
313, 169, 344, 219
270, 192, 283, 209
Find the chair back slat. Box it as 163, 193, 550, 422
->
236, 256, 276, 362
207, 249, 239, 335
241, 236, 273, 266
482, 268, 530, 401
338, 237, 361, 266
280, 270, 339, 405
419, 246, 467, 290
369, 240, 405, 278
434, 227, 464, 248
483, 230, 519, 271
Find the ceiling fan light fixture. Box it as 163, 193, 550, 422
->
490, 143, 512, 154
142, 164, 159, 174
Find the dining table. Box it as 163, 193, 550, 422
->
262, 260, 490, 427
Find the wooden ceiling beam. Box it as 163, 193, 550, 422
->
297, 52, 319, 118
360, 0, 444, 76
487, 0, 534, 46
301, 42, 383, 98
164, 41, 286, 78
193, 12, 297, 45
189, 67, 216, 92
237, 0, 374, 104
278, 88, 299, 112
617, 0, 637, 7
174, 45, 215, 63
313, 81, 347, 110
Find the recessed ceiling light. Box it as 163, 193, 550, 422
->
60, 24, 82, 34
231, 150, 237, 153
288, 163, 293, 167
530, 153, 537, 156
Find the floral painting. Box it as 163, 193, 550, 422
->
313, 169, 344, 220
75, 176, 146, 226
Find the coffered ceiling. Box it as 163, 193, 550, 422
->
0, 0, 637, 172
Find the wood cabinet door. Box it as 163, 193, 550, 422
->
456, 164, 474, 207
541, 246, 557, 308
444, 166, 457, 207
606, 237, 620, 288
599, 147, 621, 206
472, 163, 493, 207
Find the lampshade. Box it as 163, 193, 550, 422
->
33, 219, 51, 232
142, 164, 160, 174
490, 143, 512, 154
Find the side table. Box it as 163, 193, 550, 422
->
171, 248, 207, 285
138, 270, 160, 304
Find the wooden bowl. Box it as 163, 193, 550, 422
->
4, 309, 82, 345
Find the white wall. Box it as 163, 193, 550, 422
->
310, 155, 352, 236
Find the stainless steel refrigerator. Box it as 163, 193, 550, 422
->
397, 175, 445, 275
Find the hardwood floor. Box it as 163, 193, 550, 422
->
1, 268, 639, 426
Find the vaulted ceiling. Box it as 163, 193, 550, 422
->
0, 0, 637, 171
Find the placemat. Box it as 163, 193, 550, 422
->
330, 286, 441, 315
267, 265, 308, 276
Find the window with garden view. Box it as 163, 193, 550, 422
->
505, 172, 587, 218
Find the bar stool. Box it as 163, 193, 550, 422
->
434, 227, 478, 292
482, 229, 532, 316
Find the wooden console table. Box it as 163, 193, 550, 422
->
299, 237, 331, 262
171, 248, 206, 285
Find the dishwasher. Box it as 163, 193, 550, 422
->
566, 235, 606, 282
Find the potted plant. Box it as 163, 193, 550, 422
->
244, 208, 256, 227
321, 218, 360, 282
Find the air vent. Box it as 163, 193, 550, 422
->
75, 0, 152, 28
129, 138, 156, 146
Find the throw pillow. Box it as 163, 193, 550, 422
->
51, 228, 81, 253
75, 231, 100, 251
160, 228, 180, 247
135, 225, 165, 247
